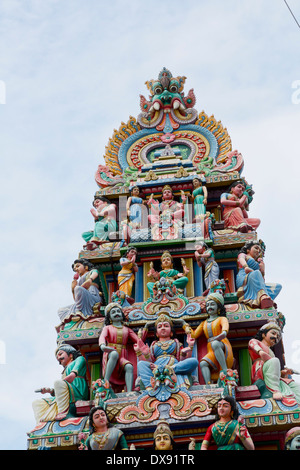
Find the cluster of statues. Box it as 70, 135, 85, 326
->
82, 178, 260, 249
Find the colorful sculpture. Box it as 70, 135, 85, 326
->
190, 293, 234, 384
82, 194, 117, 248
201, 396, 255, 450
147, 251, 189, 298
32, 344, 89, 422
191, 177, 208, 220
79, 406, 128, 450
194, 242, 220, 292
117, 247, 138, 299
58, 258, 102, 324
284, 427, 300, 450
236, 241, 282, 309
126, 186, 145, 229
135, 314, 198, 400
220, 180, 260, 233
153, 420, 175, 450
99, 303, 143, 392
147, 185, 186, 240
248, 321, 300, 403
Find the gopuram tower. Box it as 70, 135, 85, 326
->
27, 68, 300, 451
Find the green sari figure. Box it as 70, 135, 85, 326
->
201, 396, 255, 450
191, 177, 207, 220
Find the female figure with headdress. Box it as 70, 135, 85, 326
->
236, 241, 282, 309
135, 314, 198, 393
99, 303, 144, 392
117, 247, 138, 299
147, 251, 189, 297
194, 242, 219, 291
57, 259, 102, 324
126, 186, 145, 229
190, 293, 233, 384
82, 194, 117, 246
220, 180, 260, 233
153, 420, 175, 450
191, 177, 207, 220
201, 396, 255, 450
80, 406, 128, 450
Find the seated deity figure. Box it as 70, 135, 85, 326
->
57, 258, 102, 324
236, 241, 282, 309
32, 344, 89, 422
220, 180, 260, 233
147, 251, 189, 298
134, 314, 198, 397
98, 303, 145, 393
82, 194, 117, 249
190, 293, 234, 384
146, 185, 187, 239
248, 321, 300, 403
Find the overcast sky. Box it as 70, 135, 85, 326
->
0, 0, 300, 450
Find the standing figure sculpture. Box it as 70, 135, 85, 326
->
191, 177, 208, 220
126, 186, 145, 229
99, 303, 143, 393
201, 396, 255, 450
32, 344, 89, 422
194, 242, 219, 292
117, 247, 138, 299
82, 194, 117, 248
135, 314, 198, 398
190, 293, 234, 384
79, 406, 128, 450
58, 258, 102, 324
220, 180, 260, 233
147, 251, 189, 298
248, 321, 300, 403
236, 241, 282, 309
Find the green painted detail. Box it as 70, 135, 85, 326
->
238, 349, 252, 386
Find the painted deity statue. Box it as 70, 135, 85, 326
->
126, 186, 146, 229
248, 321, 300, 403
201, 396, 255, 450
190, 293, 234, 384
135, 314, 198, 400
236, 241, 282, 309
147, 251, 189, 298
32, 344, 89, 422
58, 258, 102, 324
122, 186, 147, 245
98, 303, 144, 392
153, 420, 175, 451
284, 427, 300, 450
146, 185, 186, 240
79, 406, 128, 450
194, 242, 220, 292
191, 177, 208, 220
117, 247, 138, 299
82, 194, 117, 249
220, 180, 260, 233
